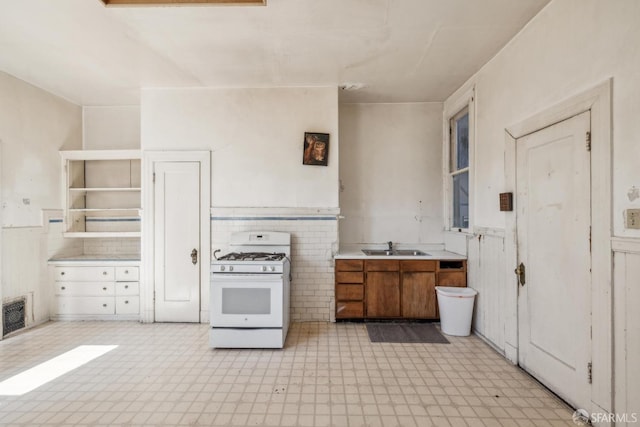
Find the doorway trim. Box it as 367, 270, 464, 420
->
504, 79, 612, 414
141, 151, 211, 324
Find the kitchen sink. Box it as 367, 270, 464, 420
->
361, 249, 428, 256
362, 249, 394, 256
393, 249, 428, 256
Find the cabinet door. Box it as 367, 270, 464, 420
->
366, 272, 400, 317
402, 272, 436, 318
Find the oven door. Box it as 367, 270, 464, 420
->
210, 274, 283, 328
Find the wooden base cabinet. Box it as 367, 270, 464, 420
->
335, 260, 364, 319
335, 258, 466, 320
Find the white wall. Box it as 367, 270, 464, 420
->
141, 87, 339, 209
83, 106, 140, 150
339, 103, 443, 246
0, 73, 82, 227
0, 71, 82, 330
444, 0, 639, 420
448, 0, 640, 233
141, 87, 340, 322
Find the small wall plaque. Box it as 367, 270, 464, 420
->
499, 192, 513, 211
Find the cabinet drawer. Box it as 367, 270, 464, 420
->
336, 271, 364, 284
336, 284, 364, 301
438, 271, 467, 287
401, 260, 436, 272
115, 267, 139, 281
116, 296, 139, 314
335, 259, 363, 272
336, 301, 363, 319
55, 282, 115, 296
116, 282, 139, 295
55, 266, 114, 282
366, 260, 399, 272
55, 296, 115, 315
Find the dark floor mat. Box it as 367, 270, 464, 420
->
366, 323, 449, 344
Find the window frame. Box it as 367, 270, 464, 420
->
443, 87, 475, 233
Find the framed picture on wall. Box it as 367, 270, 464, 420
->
303, 132, 330, 166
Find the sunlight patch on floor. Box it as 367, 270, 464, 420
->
0, 345, 117, 396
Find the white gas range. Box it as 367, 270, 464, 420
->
209, 231, 291, 349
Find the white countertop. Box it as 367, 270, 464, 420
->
335, 247, 466, 260
48, 254, 141, 264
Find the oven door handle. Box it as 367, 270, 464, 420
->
211, 273, 284, 281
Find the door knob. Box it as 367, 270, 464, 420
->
191, 248, 198, 265
514, 262, 526, 286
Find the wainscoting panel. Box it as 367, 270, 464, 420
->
467, 229, 506, 352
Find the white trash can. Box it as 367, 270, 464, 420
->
436, 286, 478, 337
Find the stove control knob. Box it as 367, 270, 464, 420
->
229, 266, 234, 272
270, 266, 275, 272
220, 265, 225, 272
262, 266, 267, 272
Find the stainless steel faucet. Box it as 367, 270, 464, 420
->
387, 241, 393, 251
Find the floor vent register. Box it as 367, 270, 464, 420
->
3, 298, 25, 336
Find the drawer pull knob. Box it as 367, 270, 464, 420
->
103, 271, 108, 275
125, 285, 129, 289
60, 272, 65, 276
103, 304, 107, 307
61, 286, 66, 290
124, 270, 129, 274
125, 300, 129, 304
103, 287, 107, 291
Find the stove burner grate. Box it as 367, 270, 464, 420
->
217, 252, 286, 261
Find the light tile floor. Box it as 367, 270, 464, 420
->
0, 322, 576, 427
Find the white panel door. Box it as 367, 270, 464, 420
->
516, 111, 591, 410
154, 161, 201, 322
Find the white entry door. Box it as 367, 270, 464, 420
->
154, 161, 201, 322
516, 111, 592, 409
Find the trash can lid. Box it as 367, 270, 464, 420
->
435, 286, 478, 298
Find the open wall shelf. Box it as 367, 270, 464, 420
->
61, 150, 142, 238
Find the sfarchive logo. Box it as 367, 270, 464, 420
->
573, 409, 638, 425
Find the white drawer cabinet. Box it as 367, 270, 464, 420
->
50, 261, 140, 320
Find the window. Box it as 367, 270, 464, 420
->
449, 107, 470, 229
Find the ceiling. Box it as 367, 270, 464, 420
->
0, 0, 550, 106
